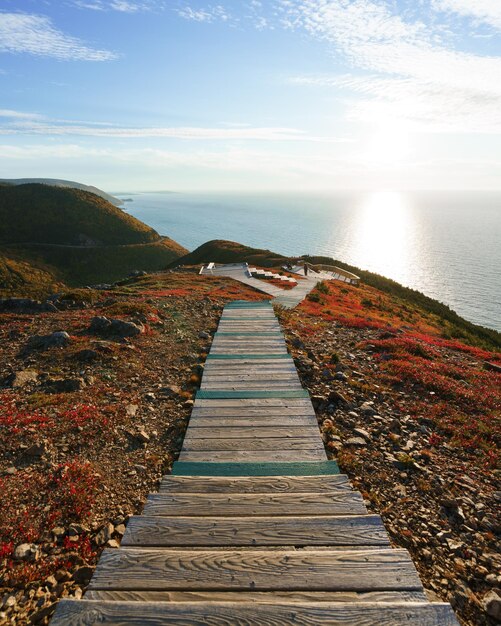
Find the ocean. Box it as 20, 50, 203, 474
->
115, 190, 501, 332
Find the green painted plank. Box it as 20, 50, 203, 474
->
206, 354, 292, 360
172, 460, 340, 476
196, 390, 309, 399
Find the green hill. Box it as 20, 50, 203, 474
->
0, 178, 122, 206
0, 184, 159, 246
172, 239, 287, 268
0, 184, 187, 293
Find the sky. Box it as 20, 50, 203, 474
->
0, 0, 500, 191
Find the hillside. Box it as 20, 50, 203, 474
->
0, 178, 122, 206
0, 268, 498, 626
172, 239, 287, 268
0, 184, 159, 246
0, 185, 187, 292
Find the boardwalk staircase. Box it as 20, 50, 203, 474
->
51, 301, 459, 625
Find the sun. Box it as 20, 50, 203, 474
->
362, 120, 412, 167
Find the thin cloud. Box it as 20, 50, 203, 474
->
73, 1, 166, 12
0, 13, 117, 61
281, 1, 501, 133
0, 117, 348, 142
177, 5, 231, 23
0, 109, 44, 120
433, 0, 501, 30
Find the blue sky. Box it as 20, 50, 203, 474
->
0, 0, 500, 191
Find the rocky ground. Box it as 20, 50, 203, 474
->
1, 271, 499, 625
278, 280, 500, 626
0, 270, 267, 625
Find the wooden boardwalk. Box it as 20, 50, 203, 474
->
51, 301, 459, 625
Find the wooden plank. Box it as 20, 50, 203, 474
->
200, 381, 302, 387
185, 427, 319, 439
194, 399, 313, 407
196, 390, 309, 399
171, 461, 339, 476
215, 329, 284, 339
206, 354, 292, 360
177, 449, 326, 462
121, 514, 387, 547
83, 590, 428, 604
203, 369, 299, 382
159, 475, 351, 493
142, 492, 367, 517
52, 600, 459, 626
181, 438, 323, 451
190, 407, 316, 416
88, 548, 423, 591
187, 417, 319, 428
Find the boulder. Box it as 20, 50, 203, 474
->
483, 590, 501, 620
5, 369, 38, 388
44, 377, 85, 393
13, 543, 40, 562
89, 316, 144, 338
0, 298, 57, 314
26, 331, 70, 351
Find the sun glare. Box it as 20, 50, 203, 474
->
346, 191, 415, 285
362, 121, 412, 167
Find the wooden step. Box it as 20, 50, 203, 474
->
88, 548, 423, 592
159, 475, 352, 493
171, 461, 340, 476
142, 492, 367, 516
178, 449, 327, 462
184, 427, 320, 439
83, 589, 428, 603
187, 417, 319, 428
181, 437, 324, 451
52, 600, 459, 625
121, 515, 389, 547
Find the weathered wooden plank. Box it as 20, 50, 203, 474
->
204, 361, 297, 376
190, 406, 316, 416
202, 373, 300, 380
171, 461, 339, 476
185, 427, 319, 439
215, 329, 283, 339
188, 417, 319, 428
142, 492, 367, 517
88, 548, 423, 591
52, 600, 459, 626
83, 590, 428, 604
195, 399, 313, 407
181, 438, 323, 451
177, 449, 326, 462
122, 514, 387, 547
200, 381, 302, 387
206, 354, 292, 360
196, 391, 310, 400
159, 475, 351, 493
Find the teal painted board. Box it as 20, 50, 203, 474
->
172, 460, 340, 476
196, 390, 309, 399
206, 354, 292, 360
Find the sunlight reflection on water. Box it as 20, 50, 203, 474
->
340, 192, 415, 287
